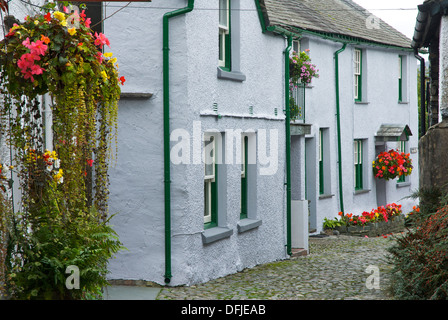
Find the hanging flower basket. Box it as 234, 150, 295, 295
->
372, 149, 413, 180
289, 49, 319, 85
0, 3, 125, 299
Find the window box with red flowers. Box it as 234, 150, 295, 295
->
333, 203, 406, 237
372, 149, 413, 180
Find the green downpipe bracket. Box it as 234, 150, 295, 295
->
334, 43, 347, 214
162, 0, 195, 284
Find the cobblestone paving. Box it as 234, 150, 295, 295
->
157, 234, 400, 300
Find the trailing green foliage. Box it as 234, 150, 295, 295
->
0, 2, 124, 299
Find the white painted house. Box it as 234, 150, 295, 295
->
102, 0, 420, 286
261, 0, 420, 233
105, 0, 290, 286
0, 0, 420, 287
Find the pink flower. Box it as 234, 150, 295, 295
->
22, 37, 32, 49
17, 53, 36, 70
94, 32, 110, 48
95, 51, 104, 63
29, 40, 47, 56
21, 70, 35, 82
30, 64, 44, 75
84, 18, 91, 28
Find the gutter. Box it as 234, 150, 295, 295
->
162, 0, 195, 284
334, 43, 347, 214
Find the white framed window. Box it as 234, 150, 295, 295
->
354, 49, 362, 101
397, 140, 407, 183
319, 129, 323, 195
292, 40, 300, 55
240, 135, 248, 219
218, 0, 230, 69
204, 135, 216, 225
354, 139, 363, 190
241, 135, 246, 178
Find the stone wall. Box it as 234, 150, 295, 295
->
419, 120, 448, 196
335, 215, 405, 237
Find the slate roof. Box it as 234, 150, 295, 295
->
261, 0, 413, 49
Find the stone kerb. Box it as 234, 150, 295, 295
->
335, 216, 405, 237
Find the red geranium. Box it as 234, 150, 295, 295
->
372, 149, 413, 180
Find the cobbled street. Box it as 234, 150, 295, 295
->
157, 234, 399, 300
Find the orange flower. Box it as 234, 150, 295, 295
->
40, 34, 50, 44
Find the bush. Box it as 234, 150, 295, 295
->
388, 205, 448, 300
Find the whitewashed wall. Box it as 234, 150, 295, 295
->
105, 0, 288, 286
302, 36, 419, 232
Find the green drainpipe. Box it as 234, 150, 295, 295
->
285, 36, 293, 256
265, 25, 298, 256
163, 0, 195, 284
334, 43, 347, 214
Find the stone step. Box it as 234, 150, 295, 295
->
291, 248, 307, 257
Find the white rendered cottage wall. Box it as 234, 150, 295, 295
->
104, 0, 188, 285
302, 36, 419, 233
105, 0, 288, 286
439, 15, 448, 120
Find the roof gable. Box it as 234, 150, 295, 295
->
260, 0, 412, 49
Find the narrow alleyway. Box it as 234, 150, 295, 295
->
157, 234, 398, 300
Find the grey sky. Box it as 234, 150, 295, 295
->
353, 0, 423, 40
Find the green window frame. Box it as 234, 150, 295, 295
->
204, 136, 218, 229
354, 140, 363, 190
319, 129, 324, 195
397, 140, 406, 183
218, 0, 231, 71
240, 136, 248, 219
398, 56, 403, 102
354, 49, 362, 102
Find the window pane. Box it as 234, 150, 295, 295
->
219, 0, 228, 28
354, 49, 361, 75
293, 40, 300, 54
204, 136, 215, 179
219, 32, 223, 61
204, 181, 211, 223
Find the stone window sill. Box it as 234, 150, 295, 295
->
319, 193, 334, 200
202, 226, 233, 245
355, 101, 370, 105
354, 189, 371, 195
217, 67, 246, 82
237, 218, 262, 233
396, 181, 411, 188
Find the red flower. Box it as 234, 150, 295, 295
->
87, 159, 94, 167
119, 76, 126, 85
44, 12, 52, 22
